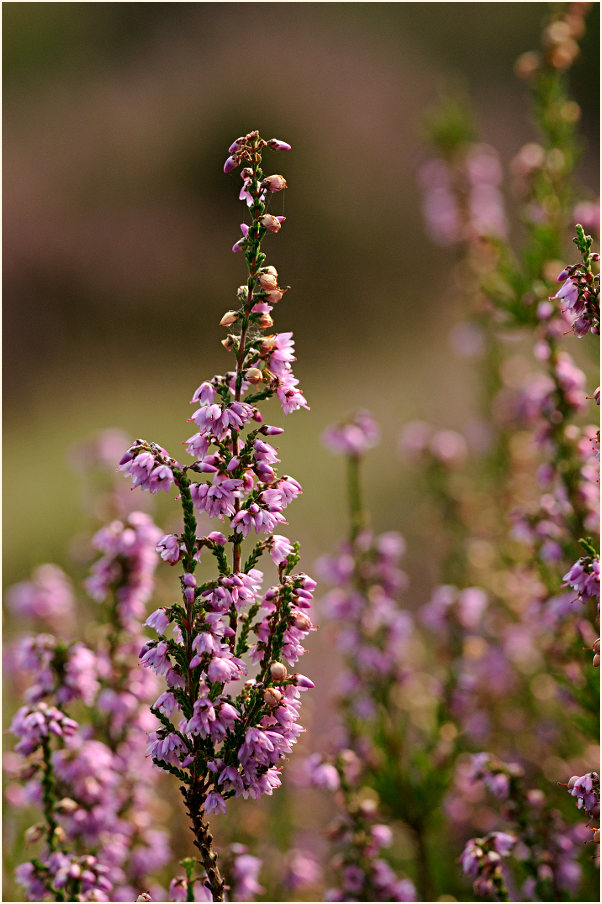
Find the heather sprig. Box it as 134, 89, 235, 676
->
118, 131, 314, 901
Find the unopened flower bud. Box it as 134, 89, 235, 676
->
220, 311, 239, 328
260, 336, 276, 353
359, 798, 378, 818
246, 367, 263, 384
594, 653, 600, 668
258, 313, 274, 330
259, 214, 285, 233
270, 661, 288, 681
514, 50, 541, 80
567, 775, 580, 790
221, 336, 235, 351
224, 155, 240, 174
263, 174, 287, 192
264, 288, 285, 304
25, 824, 45, 844
237, 285, 249, 300
137, 895, 153, 902
257, 267, 279, 290
56, 797, 80, 814
53, 826, 66, 844
594, 829, 600, 844
593, 639, 600, 654
267, 138, 292, 151
264, 687, 283, 707
291, 611, 312, 631
244, 679, 256, 690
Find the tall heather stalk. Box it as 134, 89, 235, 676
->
118, 131, 315, 900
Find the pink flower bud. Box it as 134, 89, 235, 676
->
295, 673, 315, 689
263, 174, 287, 192
267, 139, 292, 151
260, 214, 284, 233
228, 137, 245, 154
224, 155, 240, 174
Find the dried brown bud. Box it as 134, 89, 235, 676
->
260, 336, 276, 353
263, 687, 283, 707
270, 661, 288, 681
594, 828, 600, 844
291, 611, 312, 631
514, 51, 541, 80
246, 367, 263, 384
220, 310, 239, 328
257, 313, 274, 330
56, 797, 80, 814
257, 268, 279, 290
263, 288, 286, 304
25, 824, 45, 844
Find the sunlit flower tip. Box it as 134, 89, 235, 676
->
594, 653, 600, 668
246, 367, 263, 384
220, 310, 239, 328
259, 214, 284, 233
224, 155, 240, 174
267, 138, 292, 151
264, 687, 283, 707
294, 674, 315, 689
270, 661, 288, 681
222, 336, 235, 350
263, 174, 287, 192
56, 797, 80, 814
258, 313, 274, 329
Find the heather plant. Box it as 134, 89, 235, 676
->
415, 2, 599, 898
117, 130, 315, 901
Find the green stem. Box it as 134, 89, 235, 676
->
347, 454, 365, 542
40, 736, 59, 852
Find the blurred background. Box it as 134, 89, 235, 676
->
3, 3, 600, 899
4, 1, 599, 590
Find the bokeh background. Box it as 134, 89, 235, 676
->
2, 3, 600, 897
4, 1, 599, 589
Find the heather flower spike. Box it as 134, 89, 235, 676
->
119, 130, 314, 901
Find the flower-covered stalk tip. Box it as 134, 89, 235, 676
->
118, 131, 314, 902
550, 225, 600, 337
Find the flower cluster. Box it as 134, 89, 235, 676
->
118, 131, 314, 900
309, 751, 416, 902
459, 832, 516, 900
6, 505, 171, 901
